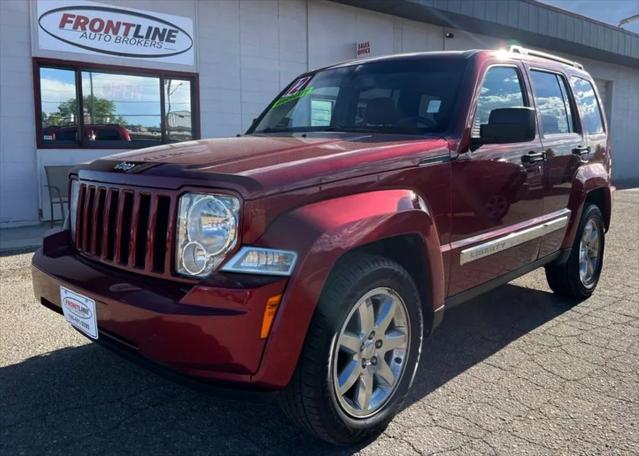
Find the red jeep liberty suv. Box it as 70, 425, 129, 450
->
32, 47, 613, 445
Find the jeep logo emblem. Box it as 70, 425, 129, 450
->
113, 162, 136, 172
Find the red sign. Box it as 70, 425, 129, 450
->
356, 41, 371, 57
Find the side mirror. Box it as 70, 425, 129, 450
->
474, 107, 536, 147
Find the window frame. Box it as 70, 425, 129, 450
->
470, 64, 531, 139
33, 57, 200, 149
528, 67, 580, 139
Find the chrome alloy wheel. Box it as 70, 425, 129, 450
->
579, 219, 601, 287
331, 287, 410, 418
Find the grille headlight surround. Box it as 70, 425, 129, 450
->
176, 192, 240, 277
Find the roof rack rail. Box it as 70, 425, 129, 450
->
509, 45, 584, 70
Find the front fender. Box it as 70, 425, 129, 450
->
562, 162, 612, 249
249, 189, 444, 388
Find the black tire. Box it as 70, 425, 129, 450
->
545, 204, 605, 299
278, 253, 424, 445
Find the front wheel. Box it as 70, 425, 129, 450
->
278, 253, 423, 445
545, 204, 605, 299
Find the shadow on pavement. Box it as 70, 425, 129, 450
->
0, 283, 573, 455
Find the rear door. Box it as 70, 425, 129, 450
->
526, 68, 583, 257
449, 63, 545, 295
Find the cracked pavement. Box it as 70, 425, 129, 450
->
1, 189, 637, 455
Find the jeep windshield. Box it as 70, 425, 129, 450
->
250, 57, 467, 135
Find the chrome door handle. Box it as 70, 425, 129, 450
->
522, 151, 545, 164
572, 145, 591, 155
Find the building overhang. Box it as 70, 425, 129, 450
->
334, 0, 639, 69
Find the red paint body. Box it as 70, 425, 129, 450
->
32, 50, 613, 389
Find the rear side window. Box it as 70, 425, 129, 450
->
570, 77, 605, 135
473, 66, 526, 137
530, 70, 575, 135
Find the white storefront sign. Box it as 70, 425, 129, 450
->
36, 0, 194, 65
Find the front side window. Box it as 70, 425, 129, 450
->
252, 58, 468, 135
530, 70, 575, 135
570, 77, 605, 135
35, 60, 198, 148
472, 66, 526, 137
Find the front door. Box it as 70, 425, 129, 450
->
448, 64, 545, 295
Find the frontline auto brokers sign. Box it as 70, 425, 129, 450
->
37, 0, 194, 65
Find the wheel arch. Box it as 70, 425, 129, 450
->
584, 187, 611, 231
337, 234, 435, 336
249, 189, 445, 388
562, 163, 612, 249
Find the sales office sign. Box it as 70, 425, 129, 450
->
36, 0, 194, 65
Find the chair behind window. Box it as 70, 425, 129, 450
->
44, 165, 73, 227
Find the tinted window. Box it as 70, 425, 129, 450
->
39, 67, 78, 144
530, 70, 575, 135
253, 58, 468, 135
473, 66, 526, 137
571, 77, 605, 135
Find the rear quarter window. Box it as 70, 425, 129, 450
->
570, 77, 605, 135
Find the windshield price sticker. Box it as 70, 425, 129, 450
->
284, 76, 311, 96
274, 77, 314, 108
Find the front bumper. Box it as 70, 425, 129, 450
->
32, 230, 288, 388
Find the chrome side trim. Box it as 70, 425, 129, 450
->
460, 213, 570, 265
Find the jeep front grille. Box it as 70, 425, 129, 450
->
73, 182, 176, 278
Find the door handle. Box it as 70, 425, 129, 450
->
572, 145, 591, 156
522, 151, 545, 164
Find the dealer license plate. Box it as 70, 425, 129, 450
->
60, 287, 98, 339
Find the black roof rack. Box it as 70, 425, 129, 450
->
509, 45, 584, 70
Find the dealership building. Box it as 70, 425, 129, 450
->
0, 0, 637, 227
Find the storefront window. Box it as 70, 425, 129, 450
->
82, 71, 162, 145
40, 67, 79, 144
35, 59, 198, 148
164, 79, 192, 142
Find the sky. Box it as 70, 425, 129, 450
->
537, 0, 639, 33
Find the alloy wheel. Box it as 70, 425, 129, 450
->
331, 287, 410, 418
579, 219, 601, 287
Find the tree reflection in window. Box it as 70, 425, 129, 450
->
40, 67, 78, 144
81, 71, 161, 143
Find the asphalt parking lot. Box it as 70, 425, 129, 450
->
1, 189, 637, 455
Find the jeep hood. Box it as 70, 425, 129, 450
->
81, 134, 449, 199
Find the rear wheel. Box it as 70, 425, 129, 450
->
278, 253, 423, 445
545, 204, 605, 299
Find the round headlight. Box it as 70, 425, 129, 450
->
176, 192, 240, 278
186, 196, 236, 256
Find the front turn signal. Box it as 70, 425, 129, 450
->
260, 294, 282, 339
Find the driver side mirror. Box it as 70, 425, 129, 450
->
472, 107, 536, 149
